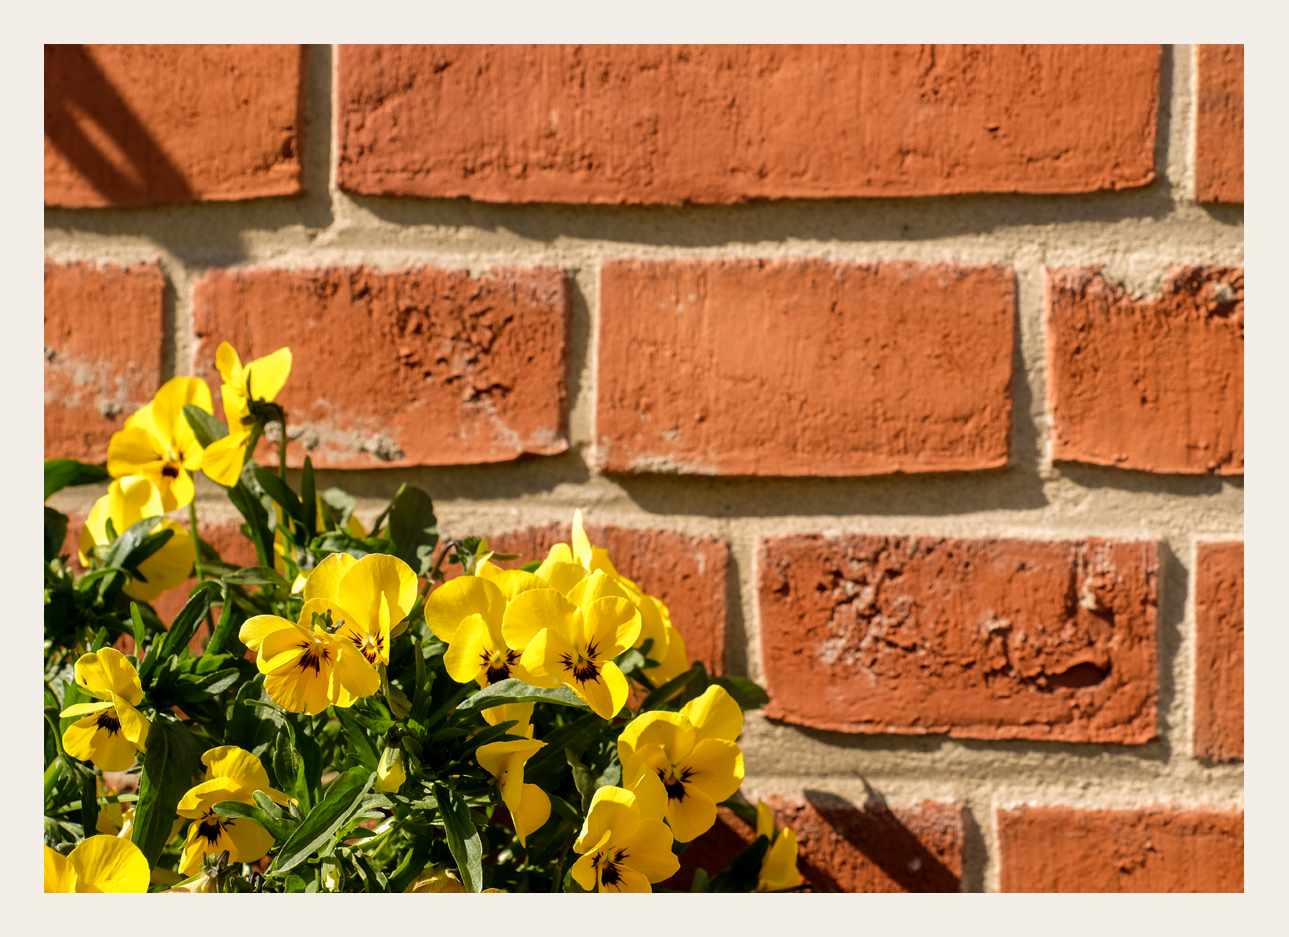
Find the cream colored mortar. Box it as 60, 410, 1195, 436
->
44, 45, 1242, 891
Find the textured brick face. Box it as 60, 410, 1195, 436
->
666, 798, 964, 893
1194, 541, 1244, 762
1046, 267, 1244, 475
758, 534, 1159, 743
1195, 45, 1244, 204
466, 523, 728, 675
45, 45, 305, 208
337, 44, 1159, 204
998, 806, 1244, 892
597, 260, 1015, 477
45, 260, 165, 462
192, 266, 570, 468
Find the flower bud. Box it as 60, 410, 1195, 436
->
374, 745, 406, 793
404, 863, 466, 893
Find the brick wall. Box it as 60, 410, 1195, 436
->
44, 44, 1243, 892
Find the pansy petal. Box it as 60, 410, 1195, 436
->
90, 724, 141, 773
566, 568, 630, 613
124, 520, 194, 603
760, 828, 803, 891
95, 648, 145, 704
225, 817, 275, 864
151, 377, 211, 449
264, 670, 317, 714
650, 622, 690, 685
535, 561, 587, 595
517, 628, 568, 688
303, 552, 356, 603
239, 614, 300, 654
680, 738, 745, 805
73, 652, 113, 700
424, 576, 506, 643
584, 596, 641, 660
585, 661, 630, 721
330, 645, 380, 706
336, 553, 418, 634
215, 342, 243, 382
162, 468, 195, 512
502, 588, 579, 651
681, 684, 744, 745
114, 700, 150, 748
514, 783, 551, 847
570, 850, 601, 892
59, 701, 113, 718
482, 702, 535, 734
633, 594, 671, 660
666, 785, 718, 843
61, 715, 105, 763
443, 614, 491, 685
600, 863, 652, 894
575, 786, 640, 853
200, 433, 248, 488
488, 569, 548, 602
623, 818, 680, 883
245, 347, 292, 401
177, 778, 242, 819
617, 711, 693, 766
202, 745, 272, 791
69, 834, 149, 893
44, 846, 75, 892
625, 761, 669, 822
106, 426, 162, 478
571, 509, 593, 568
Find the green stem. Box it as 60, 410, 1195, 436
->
188, 499, 203, 582
278, 414, 289, 482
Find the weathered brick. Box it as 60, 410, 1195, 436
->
666, 797, 964, 893
45, 259, 164, 462
192, 265, 570, 468
1194, 541, 1243, 762
337, 45, 1159, 203
45, 45, 304, 208
758, 534, 1158, 743
998, 805, 1244, 892
1046, 267, 1244, 475
597, 259, 1015, 477
458, 523, 728, 675
1195, 45, 1244, 204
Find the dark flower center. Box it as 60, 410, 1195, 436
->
95, 711, 121, 736
658, 765, 695, 802
481, 648, 521, 685
595, 848, 630, 890
161, 463, 180, 479
352, 631, 386, 665
560, 640, 602, 684
297, 644, 331, 674
196, 812, 232, 846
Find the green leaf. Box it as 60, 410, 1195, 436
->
455, 678, 589, 713
519, 560, 543, 573
334, 708, 378, 770
222, 566, 290, 588
386, 832, 433, 894
712, 676, 770, 711
129, 602, 147, 656
227, 467, 273, 566
156, 581, 221, 663
386, 484, 439, 576
44, 507, 69, 562
433, 783, 484, 893
692, 867, 711, 892
524, 712, 603, 790
120, 526, 177, 573
270, 767, 374, 876
212, 799, 294, 843
131, 716, 203, 867
640, 661, 705, 711
172, 668, 241, 704
203, 592, 238, 657
103, 515, 168, 572
614, 647, 648, 676
254, 465, 303, 523
711, 835, 770, 893
300, 456, 317, 541
272, 729, 310, 812
182, 404, 229, 448
225, 675, 284, 759
351, 852, 389, 893
78, 765, 97, 839
44, 459, 109, 501
321, 487, 358, 529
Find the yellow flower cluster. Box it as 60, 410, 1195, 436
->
81, 343, 292, 602
424, 511, 690, 720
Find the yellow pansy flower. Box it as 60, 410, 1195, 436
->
106, 376, 212, 512
95, 797, 184, 845
531, 511, 689, 678
423, 572, 545, 687
239, 601, 380, 715
476, 703, 550, 847
302, 552, 418, 669
200, 342, 292, 487
44, 835, 149, 892
78, 476, 194, 603
374, 745, 406, 794
177, 745, 293, 876
501, 569, 642, 720
59, 648, 150, 773
754, 801, 804, 892
570, 785, 679, 893
618, 684, 745, 842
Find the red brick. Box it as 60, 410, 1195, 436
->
337, 45, 1159, 204
667, 798, 964, 893
45, 45, 304, 208
758, 534, 1159, 743
597, 259, 1015, 477
998, 805, 1243, 892
1046, 267, 1244, 475
1195, 45, 1244, 204
1194, 541, 1243, 762
192, 265, 571, 468
458, 523, 728, 675
45, 259, 164, 462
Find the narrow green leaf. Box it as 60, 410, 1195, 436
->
44, 506, 69, 562
386, 484, 439, 576
157, 581, 220, 661
171, 668, 241, 704
222, 566, 289, 588
212, 799, 294, 843
78, 767, 97, 839
433, 783, 484, 893
270, 767, 374, 876
334, 708, 378, 770
300, 456, 317, 541
454, 678, 589, 713
44, 459, 110, 501
129, 602, 146, 657
253, 465, 303, 522
203, 591, 237, 657
182, 404, 229, 448
712, 676, 770, 711
321, 487, 357, 529
640, 662, 704, 711
272, 730, 310, 812
131, 716, 203, 866
104, 516, 168, 571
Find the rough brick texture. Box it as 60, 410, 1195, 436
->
1194, 45, 1244, 204
666, 797, 964, 893
1194, 541, 1243, 763
192, 265, 571, 468
998, 806, 1244, 892
45, 45, 305, 208
597, 259, 1015, 477
45, 260, 165, 462
462, 523, 728, 675
1047, 267, 1244, 475
337, 44, 1160, 204
758, 534, 1159, 743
